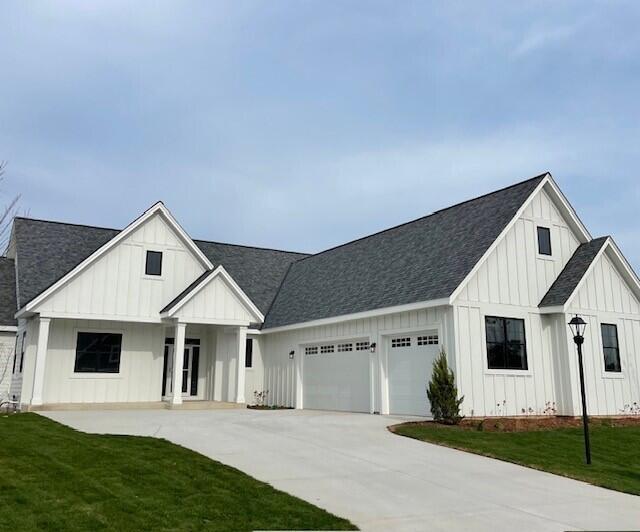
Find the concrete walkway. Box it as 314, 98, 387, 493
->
42, 409, 640, 531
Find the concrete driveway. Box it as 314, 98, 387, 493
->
42, 409, 640, 531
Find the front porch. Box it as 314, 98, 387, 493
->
20, 317, 259, 410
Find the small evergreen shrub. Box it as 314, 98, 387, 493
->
426, 350, 464, 425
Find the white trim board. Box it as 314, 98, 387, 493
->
160, 265, 264, 323
261, 298, 450, 334
16, 202, 214, 318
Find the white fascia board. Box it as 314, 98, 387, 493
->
0, 325, 17, 332
161, 265, 264, 323
261, 298, 450, 334
560, 238, 611, 312
543, 175, 592, 243
153, 203, 213, 270
449, 174, 593, 305
538, 305, 565, 314
18, 201, 212, 317
37, 311, 163, 323
563, 237, 640, 311
448, 174, 550, 304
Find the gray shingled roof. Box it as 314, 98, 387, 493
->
12, 217, 307, 316
263, 175, 545, 328
0, 257, 17, 326
193, 240, 308, 315
539, 237, 608, 308
13, 218, 118, 309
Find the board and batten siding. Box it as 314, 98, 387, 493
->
172, 275, 255, 323
452, 187, 586, 416
34, 213, 206, 321
566, 249, 640, 416
0, 331, 16, 400
456, 187, 581, 307
261, 306, 453, 411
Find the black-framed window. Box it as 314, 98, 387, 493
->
537, 226, 552, 256
12, 334, 19, 374
601, 323, 621, 372
74, 332, 122, 373
145, 250, 163, 276
485, 316, 528, 370
18, 331, 26, 373
245, 338, 253, 368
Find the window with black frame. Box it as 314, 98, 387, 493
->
601, 323, 621, 372
74, 332, 122, 373
485, 316, 528, 370
537, 226, 552, 256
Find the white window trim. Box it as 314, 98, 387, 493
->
598, 322, 625, 380
482, 314, 533, 377
142, 247, 165, 280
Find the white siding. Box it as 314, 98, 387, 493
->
173, 275, 256, 323
456, 188, 581, 307
35, 213, 206, 321
262, 306, 453, 411
454, 303, 566, 416
566, 249, 640, 415
43, 319, 165, 404
244, 335, 264, 404
0, 331, 16, 400
450, 186, 593, 416
572, 251, 640, 315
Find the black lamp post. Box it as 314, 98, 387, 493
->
568, 315, 591, 465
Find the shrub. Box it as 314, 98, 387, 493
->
426, 350, 464, 425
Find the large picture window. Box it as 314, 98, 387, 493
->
601, 323, 621, 372
485, 316, 528, 370
74, 332, 122, 373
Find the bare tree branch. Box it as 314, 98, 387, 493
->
0, 161, 22, 253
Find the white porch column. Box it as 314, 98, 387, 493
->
31, 317, 51, 406
171, 322, 187, 405
235, 326, 247, 403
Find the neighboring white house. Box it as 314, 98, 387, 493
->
2, 173, 639, 417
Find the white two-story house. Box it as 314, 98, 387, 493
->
2, 172, 639, 418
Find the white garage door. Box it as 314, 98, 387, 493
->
303, 340, 371, 413
388, 333, 440, 416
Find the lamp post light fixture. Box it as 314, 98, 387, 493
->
568, 315, 591, 465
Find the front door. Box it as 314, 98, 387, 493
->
162, 341, 200, 398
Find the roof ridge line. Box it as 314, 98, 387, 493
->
14, 216, 121, 233
293, 172, 549, 264
193, 237, 309, 256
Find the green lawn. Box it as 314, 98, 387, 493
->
391, 421, 640, 496
0, 414, 356, 531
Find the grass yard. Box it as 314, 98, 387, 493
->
0, 413, 356, 531
391, 419, 640, 496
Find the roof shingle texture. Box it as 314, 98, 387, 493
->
12, 218, 307, 316
0, 257, 17, 325
539, 237, 608, 307
263, 175, 545, 328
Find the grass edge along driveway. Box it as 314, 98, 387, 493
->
0, 413, 356, 531
390, 420, 640, 497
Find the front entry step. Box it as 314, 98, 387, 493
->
166, 401, 245, 410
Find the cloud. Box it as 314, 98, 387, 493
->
511, 21, 583, 57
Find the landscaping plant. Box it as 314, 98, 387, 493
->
426, 349, 464, 424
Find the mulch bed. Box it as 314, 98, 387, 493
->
392, 415, 640, 433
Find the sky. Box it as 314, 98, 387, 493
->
1, 1, 639, 268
